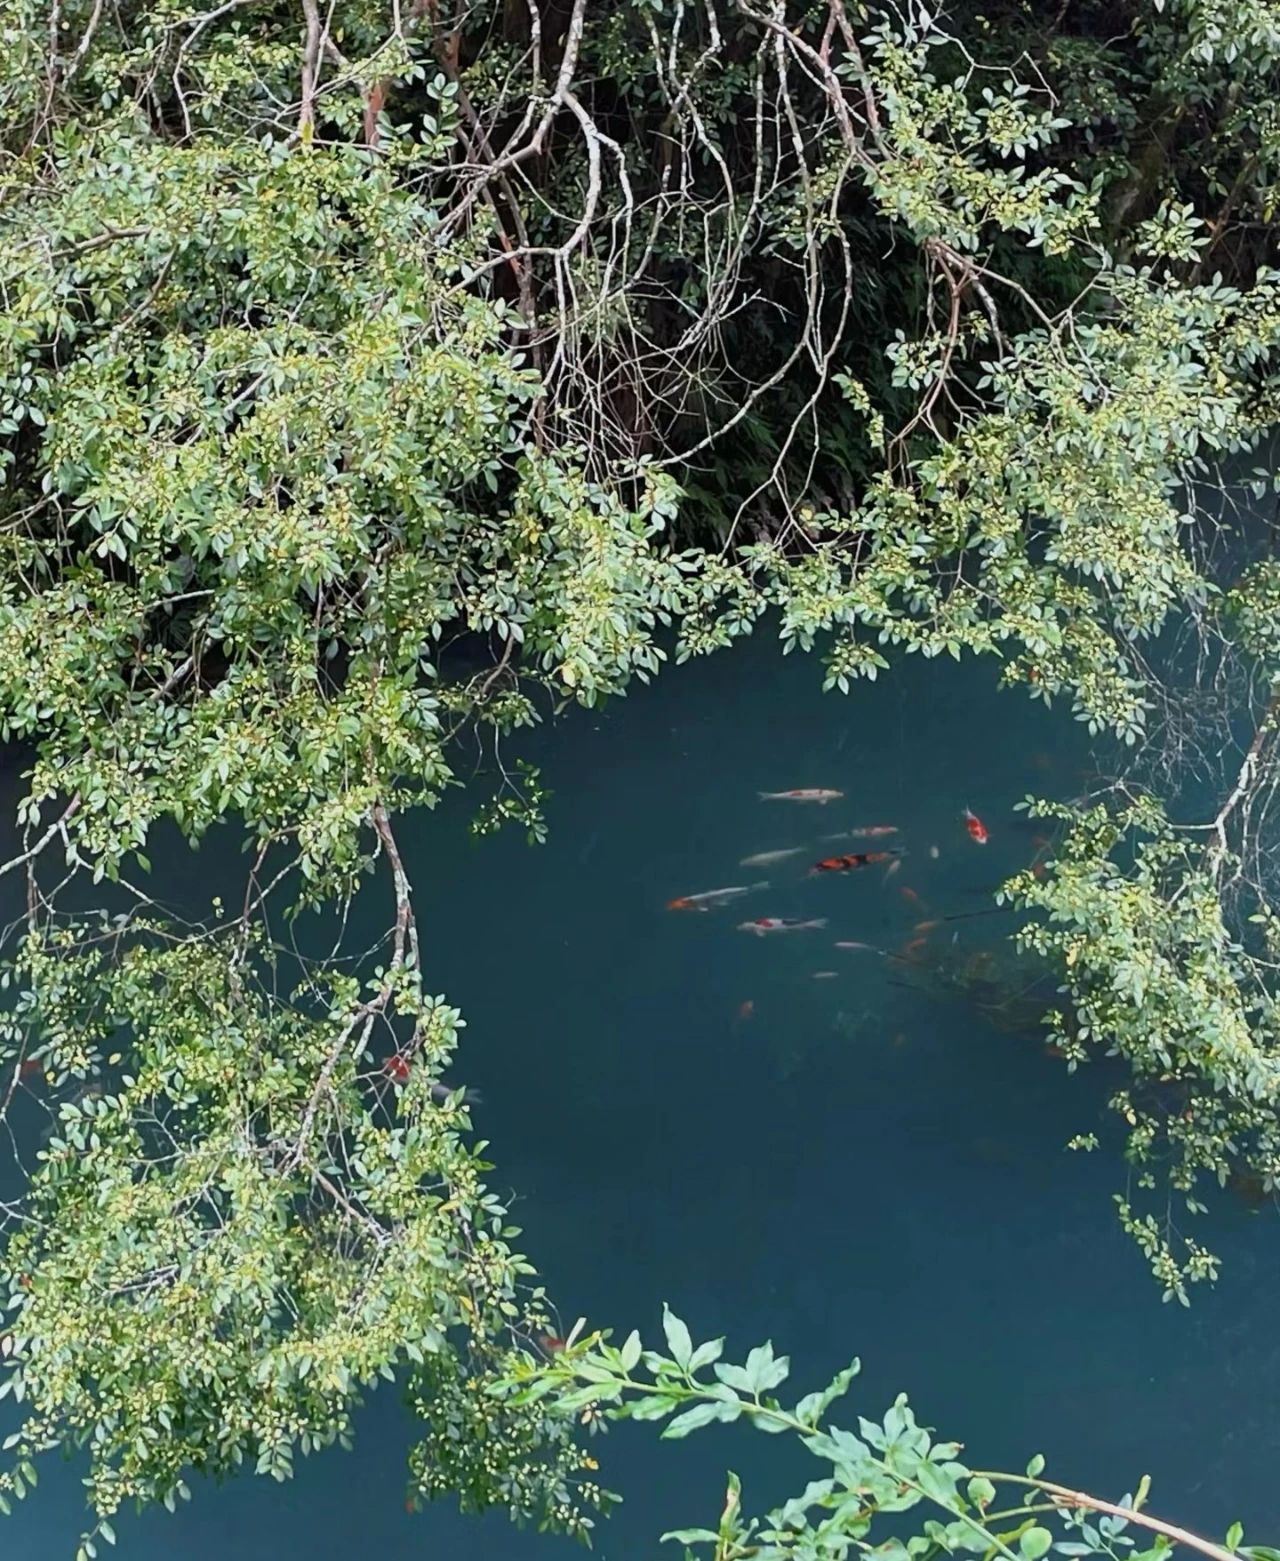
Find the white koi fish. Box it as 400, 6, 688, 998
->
668, 882, 768, 911
758, 789, 843, 804
739, 847, 806, 868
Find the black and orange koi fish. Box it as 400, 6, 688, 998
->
809, 849, 902, 876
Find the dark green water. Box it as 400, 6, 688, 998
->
7, 636, 1280, 1558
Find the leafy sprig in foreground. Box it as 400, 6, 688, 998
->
508, 1311, 1261, 1561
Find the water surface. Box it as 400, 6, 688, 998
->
6, 636, 1280, 1559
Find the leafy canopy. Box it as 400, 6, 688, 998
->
1, 0, 1280, 1550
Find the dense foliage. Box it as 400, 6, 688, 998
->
2, 0, 1280, 1550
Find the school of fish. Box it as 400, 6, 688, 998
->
659, 794, 1023, 1013
11, 798, 1022, 1109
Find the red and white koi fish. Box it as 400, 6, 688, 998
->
668, 882, 768, 911
737, 916, 829, 936
962, 807, 989, 845
758, 789, 844, 804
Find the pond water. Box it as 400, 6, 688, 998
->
6, 634, 1280, 1559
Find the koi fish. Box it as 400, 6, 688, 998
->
928, 845, 940, 860
809, 850, 901, 875
737, 916, 829, 936
734, 999, 755, 1025
667, 881, 768, 911
383, 1054, 410, 1083
834, 940, 881, 953
739, 847, 806, 868
821, 826, 899, 841
758, 789, 844, 804
17, 1058, 42, 1080
913, 919, 940, 933
537, 1334, 568, 1354
811, 971, 839, 980
963, 807, 988, 845
882, 857, 902, 882
899, 886, 922, 905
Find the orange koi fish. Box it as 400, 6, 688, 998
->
963, 807, 988, 845
758, 788, 844, 804
734, 999, 755, 1025
809, 850, 901, 876
383, 1054, 410, 1083
738, 916, 828, 936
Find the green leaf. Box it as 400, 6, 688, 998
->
628, 1393, 678, 1422
1026, 1454, 1046, 1479
1021, 1527, 1054, 1560
743, 1342, 789, 1395
662, 1306, 693, 1371
713, 1362, 753, 1393
662, 1401, 724, 1439
619, 1330, 642, 1373
688, 1338, 724, 1374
